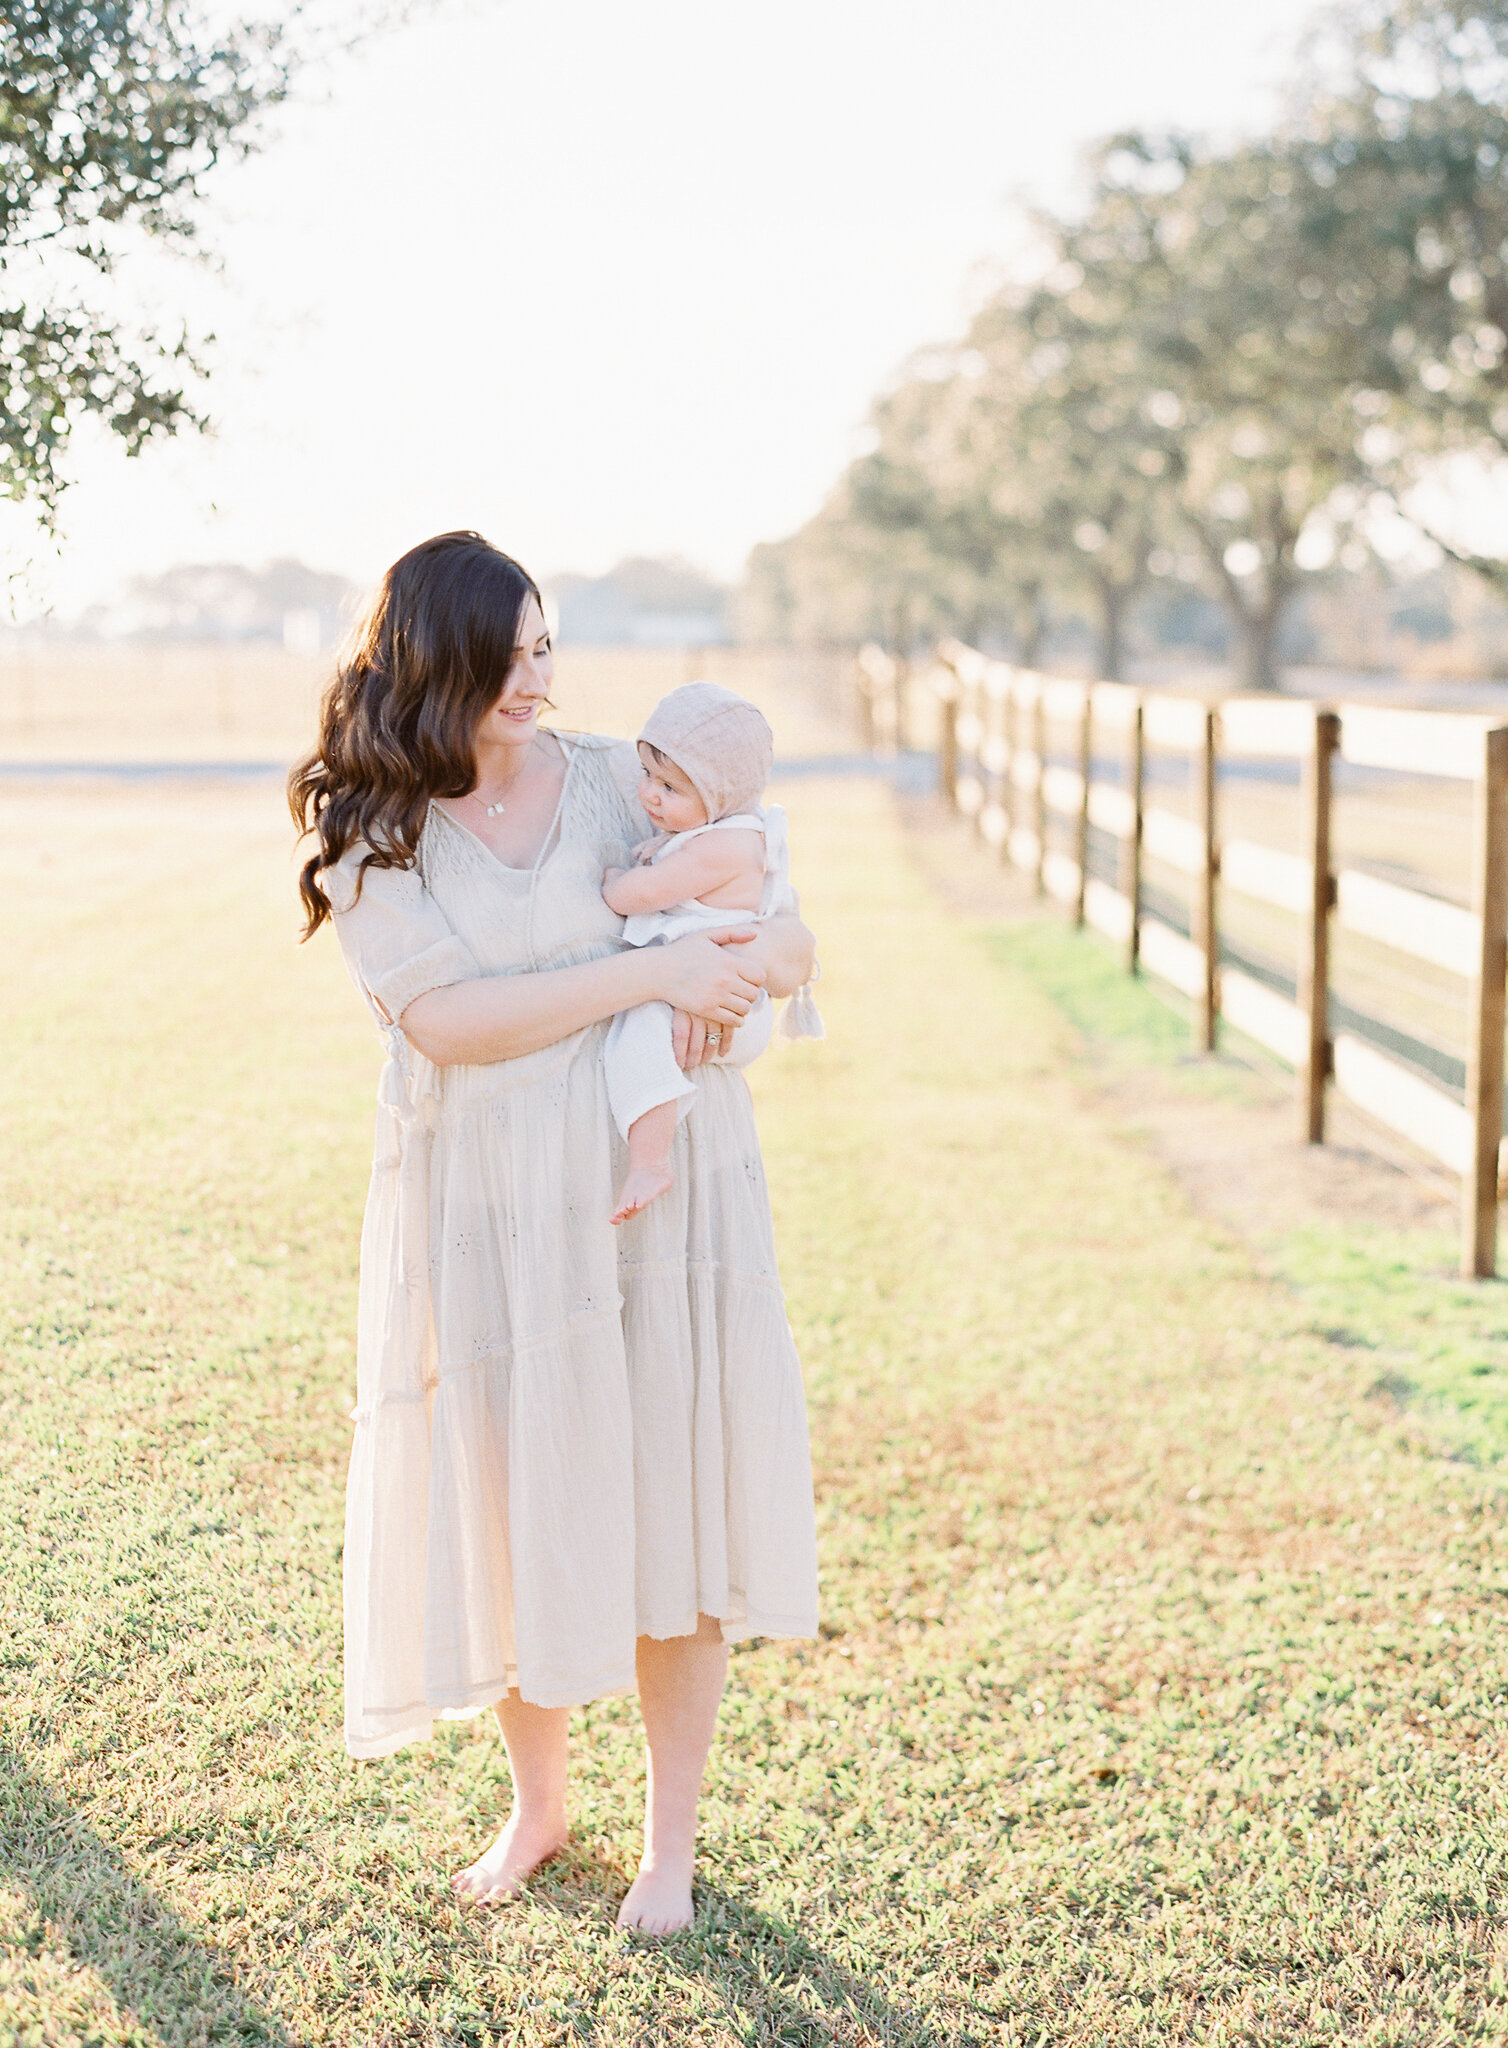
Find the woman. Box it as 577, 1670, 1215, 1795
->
289, 532, 820, 1934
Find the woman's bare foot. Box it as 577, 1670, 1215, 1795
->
610, 1159, 675, 1225
616, 1852, 694, 1934
451, 1812, 567, 1906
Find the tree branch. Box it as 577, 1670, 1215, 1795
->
1413, 518, 1508, 597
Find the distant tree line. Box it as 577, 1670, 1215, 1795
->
546, 556, 730, 646
70, 558, 354, 644
743, 0, 1508, 688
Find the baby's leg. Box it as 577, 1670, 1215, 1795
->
611, 1099, 679, 1225
604, 999, 696, 1224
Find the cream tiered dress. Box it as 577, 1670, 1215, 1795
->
325, 732, 819, 1759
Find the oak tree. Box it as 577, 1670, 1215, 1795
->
2, 2, 340, 520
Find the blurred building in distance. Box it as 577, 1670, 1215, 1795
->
68, 560, 356, 649
545, 556, 730, 647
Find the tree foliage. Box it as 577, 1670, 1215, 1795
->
2, 2, 306, 519
1050, 133, 1386, 687
1287, 2, 1508, 589
751, 0, 1508, 685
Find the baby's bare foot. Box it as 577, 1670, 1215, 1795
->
451, 1813, 567, 1906
616, 1853, 694, 1934
610, 1160, 675, 1225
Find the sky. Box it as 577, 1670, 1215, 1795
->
25, 0, 1324, 619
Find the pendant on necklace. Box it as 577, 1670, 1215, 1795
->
471, 737, 533, 820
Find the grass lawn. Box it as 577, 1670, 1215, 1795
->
3, 773, 1508, 2045
986, 917, 1508, 1472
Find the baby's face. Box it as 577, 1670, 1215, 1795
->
638, 745, 708, 835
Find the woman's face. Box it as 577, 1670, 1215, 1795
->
475, 595, 553, 755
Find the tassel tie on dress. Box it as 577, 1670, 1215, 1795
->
760, 805, 826, 1043
377, 1023, 443, 1131
778, 964, 825, 1042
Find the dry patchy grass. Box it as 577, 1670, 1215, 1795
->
2, 775, 1507, 2044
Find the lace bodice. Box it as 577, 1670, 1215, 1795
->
328, 732, 644, 1029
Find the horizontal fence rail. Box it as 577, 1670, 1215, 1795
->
855, 640, 1508, 1281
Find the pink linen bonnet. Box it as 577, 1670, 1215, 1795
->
638, 681, 774, 821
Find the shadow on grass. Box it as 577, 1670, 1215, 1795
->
628, 1883, 952, 2047
0, 1741, 293, 2046
519, 1847, 954, 2044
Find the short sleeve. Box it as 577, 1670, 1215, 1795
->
326, 852, 481, 1024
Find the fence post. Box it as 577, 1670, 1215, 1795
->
1123, 699, 1144, 973
1075, 686, 1091, 927
1194, 705, 1219, 1053
937, 678, 959, 809
892, 657, 909, 754
1464, 724, 1508, 1279
1299, 709, 1339, 1144
998, 672, 1016, 867
969, 673, 987, 843
1032, 685, 1047, 896
1005, 679, 1022, 860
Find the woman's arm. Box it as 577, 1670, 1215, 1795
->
401, 931, 767, 1067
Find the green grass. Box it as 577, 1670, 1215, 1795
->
4, 778, 1508, 2044
986, 914, 1508, 1473
982, 920, 1193, 1064
1280, 1228, 1508, 1469
983, 919, 1274, 1083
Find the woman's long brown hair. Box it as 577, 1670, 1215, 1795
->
288, 531, 542, 938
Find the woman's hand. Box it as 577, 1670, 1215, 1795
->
672, 1010, 736, 1069
655, 928, 765, 1027
728, 914, 816, 1000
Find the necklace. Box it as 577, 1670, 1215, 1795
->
468, 737, 537, 818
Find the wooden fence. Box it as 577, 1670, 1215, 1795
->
856, 639, 1508, 1281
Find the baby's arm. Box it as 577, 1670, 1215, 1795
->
603, 831, 764, 916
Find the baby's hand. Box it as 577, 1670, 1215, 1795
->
603, 866, 627, 893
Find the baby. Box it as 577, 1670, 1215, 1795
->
601, 681, 821, 1224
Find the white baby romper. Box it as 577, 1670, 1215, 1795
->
603, 805, 792, 1141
